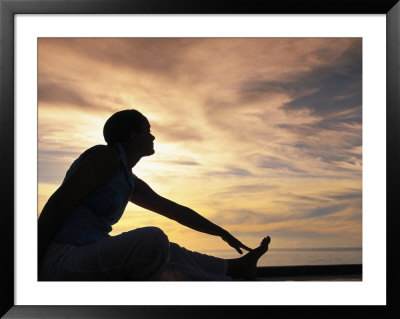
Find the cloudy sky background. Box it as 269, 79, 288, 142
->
38, 38, 362, 261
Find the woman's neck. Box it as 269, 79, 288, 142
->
120, 141, 141, 169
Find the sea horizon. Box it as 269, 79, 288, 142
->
201, 247, 362, 267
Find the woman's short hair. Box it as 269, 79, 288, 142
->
103, 109, 147, 144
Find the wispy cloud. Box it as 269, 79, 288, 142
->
257, 155, 308, 174
306, 204, 348, 219
38, 80, 92, 107
207, 166, 254, 178
326, 191, 362, 201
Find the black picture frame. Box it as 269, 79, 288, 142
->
1, 0, 399, 318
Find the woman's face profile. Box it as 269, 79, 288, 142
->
133, 119, 155, 157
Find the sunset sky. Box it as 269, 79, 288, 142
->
38, 38, 362, 258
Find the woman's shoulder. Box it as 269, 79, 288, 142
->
63, 145, 119, 182
83, 144, 119, 163
68, 145, 120, 173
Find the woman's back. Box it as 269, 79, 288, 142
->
53, 143, 135, 245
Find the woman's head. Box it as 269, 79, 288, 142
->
103, 109, 147, 145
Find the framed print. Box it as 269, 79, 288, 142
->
1, 0, 399, 318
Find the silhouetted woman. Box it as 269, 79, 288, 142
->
38, 109, 270, 280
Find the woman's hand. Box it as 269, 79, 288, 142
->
221, 230, 252, 254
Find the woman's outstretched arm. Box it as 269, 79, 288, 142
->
38, 146, 119, 263
130, 177, 252, 254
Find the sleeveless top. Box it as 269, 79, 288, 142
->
53, 143, 135, 245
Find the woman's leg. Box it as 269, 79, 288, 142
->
40, 226, 170, 281
40, 230, 270, 281
159, 236, 271, 281
160, 242, 231, 281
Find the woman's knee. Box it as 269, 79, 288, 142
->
139, 227, 169, 257
142, 226, 168, 242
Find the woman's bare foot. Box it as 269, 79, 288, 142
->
226, 236, 271, 280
